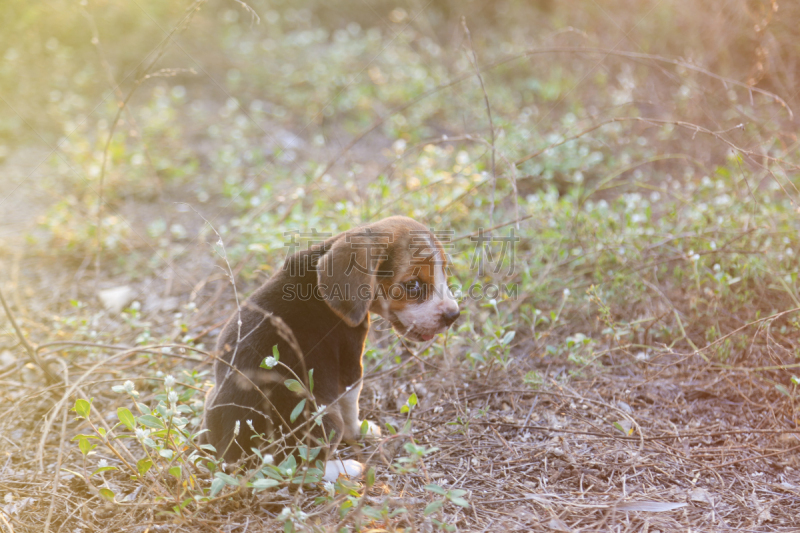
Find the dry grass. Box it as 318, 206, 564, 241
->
1, 269, 800, 531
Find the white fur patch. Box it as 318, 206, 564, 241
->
363, 420, 382, 438
324, 459, 364, 481
395, 237, 459, 337
340, 383, 363, 440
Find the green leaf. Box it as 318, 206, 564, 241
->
424, 484, 447, 495
293, 468, 322, 486
297, 445, 321, 462
284, 379, 304, 394
366, 466, 375, 488
424, 500, 444, 515
199, 443, 217, 453
400, 392, 418, 414
290, 399, 306, 423
250, 478, 280, 490
362, 506, 384, 520
138, 414, 165, 428
449, 496, 469, 508
612, 421, 634, 435
273, 345, 280, 361
71, 434, 99, 441
169, 465, 181, 479
339, 499, 353, 517
159, 449, 174, 460
360, 419, 369, 436
209, 477, 226, 498
91, 466, 118, 477
262, 466, 284, 481
78, 436, 96, 456
279, 455, 297, 475
307, 369, 314, 393
98, 488, 115, 502
384, 422, 397, 435
137, 458, 153, 476
175, 497, 192, 512
501, 330, 516, 345
215, 472, 239, 486
72, 398, 93, 418
776, 384, 791, 397
117, 408, 136, 430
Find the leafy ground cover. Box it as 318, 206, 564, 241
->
1, 0, 800, 531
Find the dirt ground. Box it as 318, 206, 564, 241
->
1, 183, 799, 531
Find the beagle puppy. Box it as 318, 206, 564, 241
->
203, 216, 459, 478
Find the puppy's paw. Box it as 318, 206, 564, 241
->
323, 459, 364, 482
360, 419, 382, 439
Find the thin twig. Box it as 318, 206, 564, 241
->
43, 359, 69, 533
0, 286, 58, 383
462, 18, 497, 229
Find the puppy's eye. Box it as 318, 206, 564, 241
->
405, 280, 422, 298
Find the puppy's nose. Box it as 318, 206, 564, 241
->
442, 307, 461, 326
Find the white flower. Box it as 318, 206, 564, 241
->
135, 428, 150, 441
262, 356, 278, 369
262, 454, 274, 465
123, 380, 135, 393
233, 420, 240, 437
164, 375, 175, 388
563, 289, 570, 297
278, 507, 292, 521
323, 481, 334, 493
98, 459, 108, 468
168, 391, 179, 405
312, 405, 327, 425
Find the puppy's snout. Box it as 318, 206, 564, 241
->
441, 307, 461, 327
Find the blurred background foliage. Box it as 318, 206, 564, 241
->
2, 0, 800, 371
2, 0, 799, 144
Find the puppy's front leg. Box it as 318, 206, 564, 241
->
318, 401, 367, 482
340, 381, 381, 441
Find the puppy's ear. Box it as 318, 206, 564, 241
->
316, 230, 389, 327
